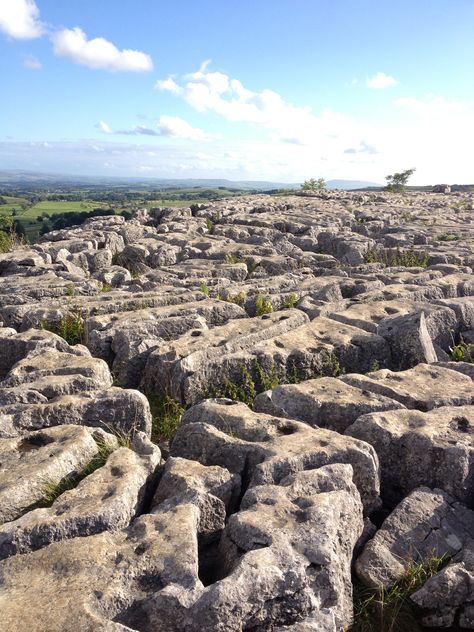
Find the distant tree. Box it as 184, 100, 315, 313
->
301, 178, 326, 191
0, 215, 13, 231
13, 220, 26, 238
385, 168, 416, 193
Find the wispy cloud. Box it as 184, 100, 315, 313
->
0, 0, 43, 39
51, 27, 153, 72
97, 121, 113, 134
96, 116, 213, 141
156, 115, 213, 141
366, 72, 398, 89
22, 54, 42, 70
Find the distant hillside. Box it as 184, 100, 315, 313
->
0, 171, 299, 191
325, 179, 381, 190
0, 170, 382, 191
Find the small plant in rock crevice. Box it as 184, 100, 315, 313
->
40, 308, 87, 346
147, 392, 186, 443
364, 246, 429, 268
38, 438, 118, 507
350, 553, 448, 632
436, 232, 459, 242
255, 294, 273, 316
199, 282, 210, 297
450, 339, 474, 363
283, 293, 299, 309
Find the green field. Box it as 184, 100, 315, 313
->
19, 200, 107, 218
0, 184, 248, 243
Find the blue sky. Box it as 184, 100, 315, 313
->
1, 0, 474, 184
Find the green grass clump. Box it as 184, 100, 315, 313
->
101, 283, 113, 293
41, 309, 86, 346
365, 247, 429, 268
255, 294, 273, 316
227, 291, 246, 306
206, 360, 280, 405
199, 282, 210, 297
351, 554, 447, 632
283, 293, 299, 309
39, 439, 117, 507
147, 393, 185, 443
436, 232, 459, 242
225, 254, 246, 265
450, 340, 474, 363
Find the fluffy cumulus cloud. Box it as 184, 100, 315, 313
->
0, 0, 43, 39
366, 72, 398, 89
51, 27, 153, 72
155, 65, 365, 149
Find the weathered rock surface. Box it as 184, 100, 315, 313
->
172, 399, 381, 513
1, 189, 474, 630
253, 376, 404, 433
355, 487, 474, 589
346, 405, 474, 506
341, 363, 474, 411
411, 539, 474, 628
0, 425, 100, 523
0, 432, 161, 559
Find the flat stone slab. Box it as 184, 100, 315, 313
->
0, 425, 99, 523
253, 376, 404, 433
346, 405, 474, 506
0, 433, 160, 559
340, 363, 474, 411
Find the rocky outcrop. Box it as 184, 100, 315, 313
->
1, 189, 474, 630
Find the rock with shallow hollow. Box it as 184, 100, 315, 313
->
253, 376, 404, 433
340, 363, 474, 411
0, 433, 160, 559
171, 399, 381, 513
346, 405, 474, 506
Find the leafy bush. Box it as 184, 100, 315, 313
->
450, 340, 474, 363
385, 168, 416, 193
301, 177, 326, 191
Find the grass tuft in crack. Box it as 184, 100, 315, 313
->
350, 554, 447, 632
147, 392, 186, 443
39, 438, 118, 507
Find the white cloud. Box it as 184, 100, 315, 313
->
51, 27, 153, 72
22, 54, 42, 70
97, 121, 113, 134
96, 116, 212, 141
156, 115, 212, 141
366, 72, 398, 89
0, 0, 43, 39
156, 64, 365, 148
